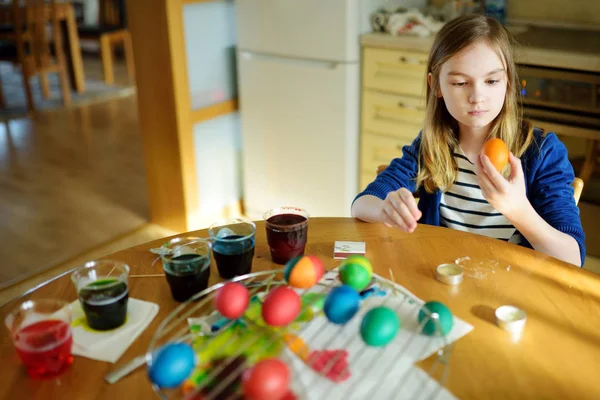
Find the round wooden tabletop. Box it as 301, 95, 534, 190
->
1, 218, 599, 400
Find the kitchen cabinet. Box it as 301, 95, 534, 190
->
359, 43, 427, 190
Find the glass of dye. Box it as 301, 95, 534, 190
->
160, 237, 212, 302
4, 299, 73, 379
208, 218, 256, 279
70, 260, 130, 331
263, 207, 309, 264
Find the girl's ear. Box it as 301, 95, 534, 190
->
427, 72, 442, 98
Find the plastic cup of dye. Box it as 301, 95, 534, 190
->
4, 299, 73, 379
160, 237, 212, 302
208, 218, 256, 279
71, 260, 130, 330
263, 207, 309, 265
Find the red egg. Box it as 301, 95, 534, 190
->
262, 286, 301, 326
242, 358, 290, 400
213, 282, 249, 319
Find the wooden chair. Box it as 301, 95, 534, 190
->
376, 165, 585, 206
572, 177, 584, 206
0, 0, 71, 111
77, 0, 134, 85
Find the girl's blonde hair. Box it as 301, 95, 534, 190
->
416, 14, 535, 193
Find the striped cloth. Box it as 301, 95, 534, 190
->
440, 147, 520, 243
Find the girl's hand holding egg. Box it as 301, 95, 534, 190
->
476, 138, 530, 220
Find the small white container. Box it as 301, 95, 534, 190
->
436, 264, 464, 285
495, 305, 527, 334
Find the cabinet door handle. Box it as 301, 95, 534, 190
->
399, 55, 426, 65
398, 101, 426, 112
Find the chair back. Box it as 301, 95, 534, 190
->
99, 0, 127, 28
376, 165, 585, 206
11, 0, 61, 72
572, 177, 584, 206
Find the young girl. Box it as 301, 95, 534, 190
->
351, 14, 585, 267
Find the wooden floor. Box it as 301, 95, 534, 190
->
0, 223, 176, 308
0, 55, 166, 290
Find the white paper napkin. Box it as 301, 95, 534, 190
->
69, 298, 159, 363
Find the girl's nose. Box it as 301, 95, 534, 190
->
468, 83, 486, 104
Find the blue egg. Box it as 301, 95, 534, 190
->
148, 342, 196, 388
324, 285, 360, 324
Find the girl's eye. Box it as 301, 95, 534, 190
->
487, 79, 500, 85
452, 82, 467, 87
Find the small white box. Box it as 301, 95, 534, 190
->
333, 241, 366, 259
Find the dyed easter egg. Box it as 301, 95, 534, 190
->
284, 255, 325, 289
418, 301, 453, 336
242, 358, 290, 400
262, 286, 301, 326
148, 342, 196, 389
360, 307, 400, 347
214, 282, 250, 319
339, 255, 373, 291
324, 285, 360, 324
483, 138, 509, 172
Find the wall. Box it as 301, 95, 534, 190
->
508, 0, 600, 28
183, 1, 237, 110
193, 113, 242, 219
183, 0, 242, 227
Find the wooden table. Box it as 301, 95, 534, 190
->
1, 218, 600, 399
0, 1, 86, 93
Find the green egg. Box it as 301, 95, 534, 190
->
360, 307, 400, 347
340, 263, 372, 291
342, 255, 373, 273
418, 301, 453, 336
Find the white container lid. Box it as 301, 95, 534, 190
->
495, 305, 527, 334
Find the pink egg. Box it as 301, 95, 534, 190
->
262, 287, 301, 327
214, 282, 249, 319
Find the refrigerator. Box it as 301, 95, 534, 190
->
235, 0, 386, 220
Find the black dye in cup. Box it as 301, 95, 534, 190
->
163, 253, 211, 302
78, 278, 129, 331
209, 219, 256, 279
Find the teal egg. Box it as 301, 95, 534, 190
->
324, 285, 360, 324
283, 255, 302, 282
340, 263, 372, 292
360, 307, 400, 347
418, 301, 453, 336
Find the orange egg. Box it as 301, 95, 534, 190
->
483, 138, 509, 172
284, 255, 324, 289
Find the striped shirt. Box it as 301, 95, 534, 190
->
440, 147, 521, 243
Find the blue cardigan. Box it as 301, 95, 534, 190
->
354, 130, 586, 266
